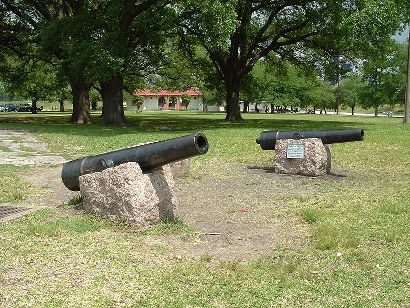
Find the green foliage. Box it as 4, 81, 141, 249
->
343, 0, 402, 54
340, 76, 366, 114
178, 0, 405, 120
0, 81, 10, 99
305, 80, 335, 110
361, 42, 407, 113
0, 54, 58, 104
241, 58, 332, 110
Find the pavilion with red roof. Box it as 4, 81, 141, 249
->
129, 88, 203, 111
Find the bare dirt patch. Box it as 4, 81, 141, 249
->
0, 130, 77, 212
142, 163, 323, 261
0, 130, 66, 166
2, 129, 345, 261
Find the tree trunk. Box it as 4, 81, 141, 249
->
404, 25, 410, 123
336, 80, 340, 114
374, 105, 379, 117
101, 75, 126, 125
70, 81, 92, 124
351, 105, 354, 115
59, 98, 65, 112
31, 98, 38, 114
243, 101, 249, 113
224, 74, 243, 121
270, 103, 274, 114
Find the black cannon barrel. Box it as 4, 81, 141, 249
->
256, 129, 364, 150
62, 132, 209, 191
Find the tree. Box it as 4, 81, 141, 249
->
361, 41, 407, 115
241, 57, 326, 113
150, 40, 206, 91
339, 76, 365, 115
0, 0, 95, 123
395, 0, 410, 122
0, 0, 171, 124
90, 0, 171, 124
178, 0, 402, 121
0, 81, 9, 100
0, 53, 57, 113
302, 80, 335, 113
405, 26, 410, 122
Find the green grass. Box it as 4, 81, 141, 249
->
140, 217, 196, 236
0, 165, 32, 203
0, 111, 409, 306
23, 209, 106, 237
0, 145, 12, 152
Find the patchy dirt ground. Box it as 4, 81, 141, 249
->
0, 130, 77, 210
0, 129, 329, 261
152, 164, 317, 261
0, 130, 66, 166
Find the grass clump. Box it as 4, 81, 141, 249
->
23, 209, 105, 237
0, 165, 31, 203
62, 194, 82, 207
141, 217, 195, 236
300, 208, 321, 224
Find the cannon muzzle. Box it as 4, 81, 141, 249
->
62, 132, 209, 191
256, 129, 364, 150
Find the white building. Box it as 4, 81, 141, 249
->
129, 89, 203, 111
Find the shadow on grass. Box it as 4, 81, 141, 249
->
247, 165, 348, 179
0, 111, 369, 139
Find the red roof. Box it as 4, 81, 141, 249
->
133, 89, 202, 96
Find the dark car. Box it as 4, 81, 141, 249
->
17, 104, 43, 112
4, 104, 18, 112
17, 104, 32, 112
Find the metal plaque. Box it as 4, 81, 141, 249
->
287, 144, 305, 158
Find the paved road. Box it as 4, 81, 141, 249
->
314, 111, 404, 118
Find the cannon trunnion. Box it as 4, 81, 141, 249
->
256, 129, 364, 150
62, 132, 209, 191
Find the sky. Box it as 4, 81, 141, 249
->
394, 26, 409, 43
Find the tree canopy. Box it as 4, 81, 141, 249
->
177, 0, 403, 120
0, 0, 407, 123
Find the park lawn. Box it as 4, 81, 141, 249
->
0, 111, 409, 306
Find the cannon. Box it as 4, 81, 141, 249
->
256, 129, 364, 150
62, 132, 209, 191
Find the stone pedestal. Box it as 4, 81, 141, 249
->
169, 159, 191, 178
78, 162, 177, 227
275, 138, 331, 176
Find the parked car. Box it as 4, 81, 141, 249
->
17, 104, 43, 112
0, 105, 6, 112
4, 104, 18, 112
17, 104, 32, 112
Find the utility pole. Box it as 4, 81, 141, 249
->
404, 25, 410, 123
